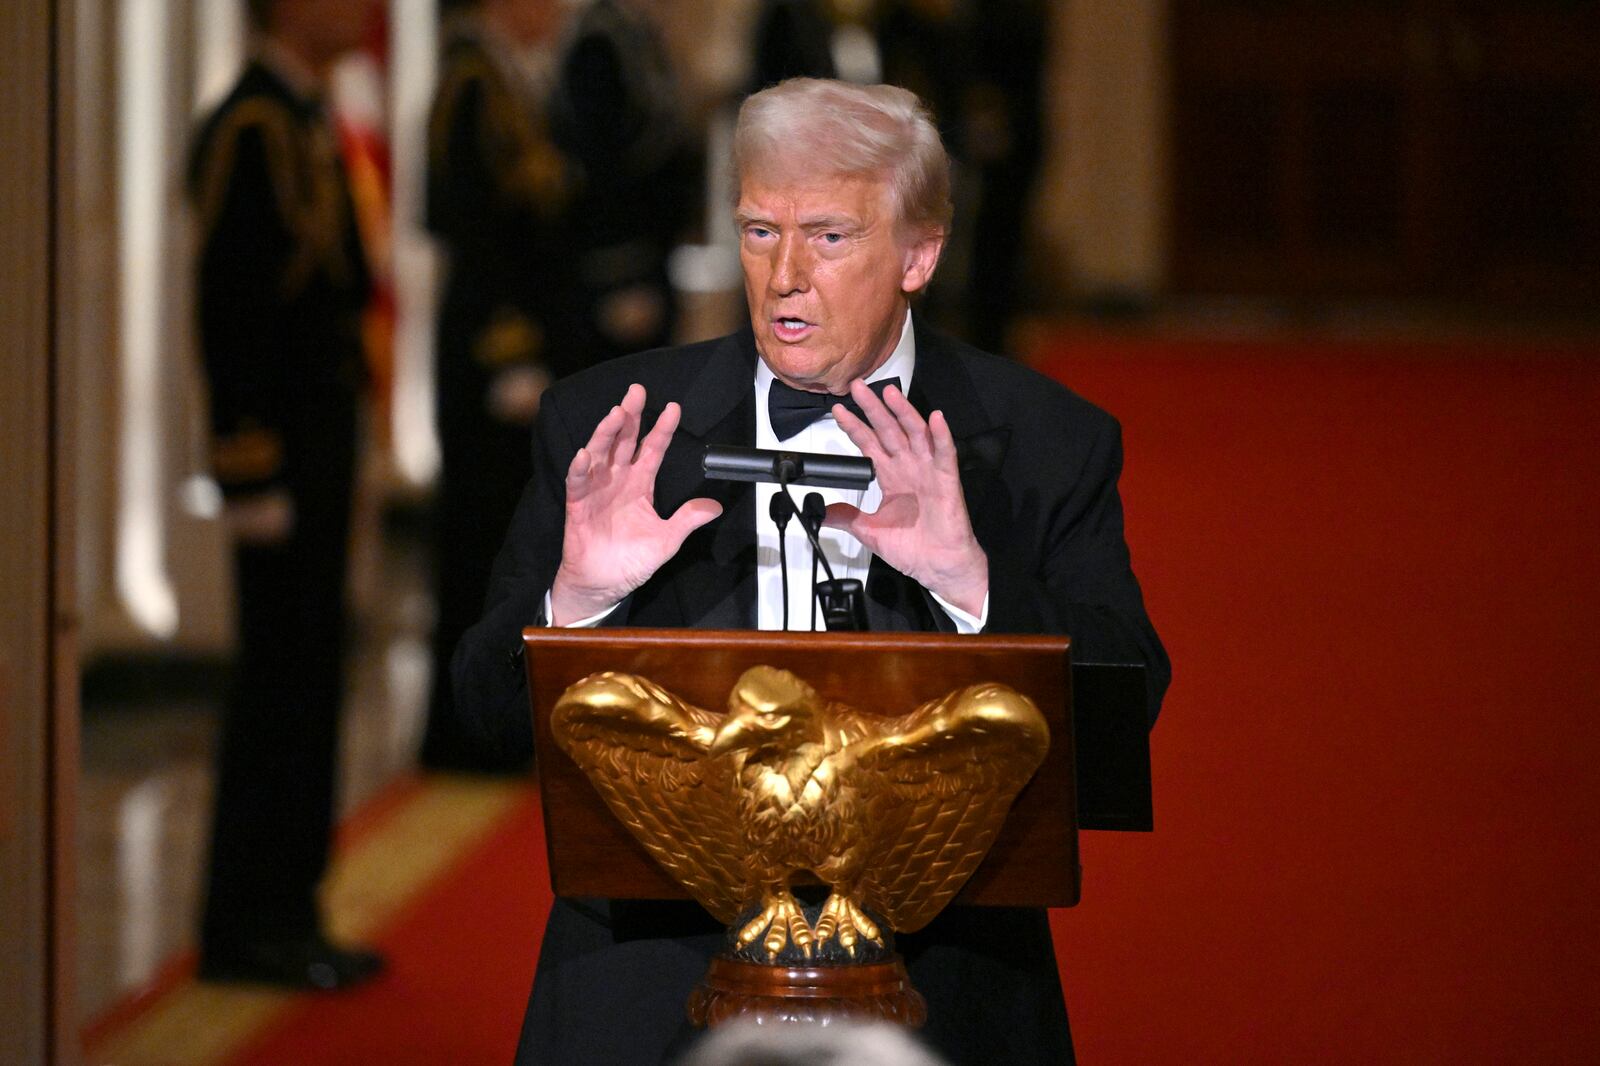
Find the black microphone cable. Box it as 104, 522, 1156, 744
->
802, 493, 826, 630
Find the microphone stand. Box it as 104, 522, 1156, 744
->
774, 456, 869, 632
769, 493, 794, 631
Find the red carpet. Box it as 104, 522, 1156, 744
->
222, 330, 1600, 1063
1038, 330, 1600, 1063
226, 794, 552, 1066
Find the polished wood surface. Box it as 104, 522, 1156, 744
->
687, 955, 927, 1029
1, 0, 76, 1059
525, 628, 1079, 908
0, 665, 10, 841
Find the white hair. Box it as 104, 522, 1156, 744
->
733, 78, 953, 236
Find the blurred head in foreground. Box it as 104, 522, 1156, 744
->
678, 1019, 951, 1066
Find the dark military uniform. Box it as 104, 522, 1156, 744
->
955, 0, 1048, 354
748, 0, 838, 89
548, 0, 699, 366
421, 19, 575, 771
877, 0, 1048, 354
189, 53, 369, 953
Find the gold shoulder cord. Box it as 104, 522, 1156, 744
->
194, 96, 301, 250
427, 52, 494, 170
195, 94, 348, 299
293, 118, 353, 293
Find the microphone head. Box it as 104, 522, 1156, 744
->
769, 492, 795, 525
801, 492, 826, 527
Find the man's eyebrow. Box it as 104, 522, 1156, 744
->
793, 214, 870, 235
801, 215, 862, 232
731, 210, 865, 232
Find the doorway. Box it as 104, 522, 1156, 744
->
1170, 0, 1600, 307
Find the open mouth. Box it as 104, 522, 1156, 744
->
773, 317, 813, 342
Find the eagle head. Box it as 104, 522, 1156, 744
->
708, 666, 824, 758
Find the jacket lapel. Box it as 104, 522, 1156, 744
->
647, 330, 759, 628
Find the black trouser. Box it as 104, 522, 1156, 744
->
516, 899, 1075, 1066
202, 409, 355, 948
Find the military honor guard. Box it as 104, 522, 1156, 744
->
188, 0, 382, 988
547, 0, 701, 365
420, 0, 575, 772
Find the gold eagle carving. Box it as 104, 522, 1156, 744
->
551, 666, 1049, 959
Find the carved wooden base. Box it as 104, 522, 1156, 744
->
687, 954, 928, 1029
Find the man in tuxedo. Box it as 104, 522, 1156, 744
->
455, 77, 1168, 1065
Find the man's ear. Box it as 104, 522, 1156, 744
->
900, 230, 946, 294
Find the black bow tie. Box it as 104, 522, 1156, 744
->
767, 377, 900, 441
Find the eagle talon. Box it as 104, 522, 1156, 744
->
738, 891, 813, 959
813, 892, 882, 955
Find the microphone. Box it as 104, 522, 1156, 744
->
801, 492, 826, 530
758, 473, 869, 632
777, 489, 866, 633
769, 493, 794, 631
801, 494, 826, 630
703, 445, 873, 489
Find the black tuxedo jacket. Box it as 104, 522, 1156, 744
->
454, 316, 1168, 766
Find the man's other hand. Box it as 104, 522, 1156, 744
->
549, 384, 723, 625
826, 380, 988, 616
224, 489, 295, 547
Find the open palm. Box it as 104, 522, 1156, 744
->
550, 385, 721, 624
823, 380, 988, 616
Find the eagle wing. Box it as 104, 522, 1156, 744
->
846, 683, 1050, 933
550, 672, 752, 924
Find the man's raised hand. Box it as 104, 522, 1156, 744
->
549, 384, 722, 625
826, 380, 988, 616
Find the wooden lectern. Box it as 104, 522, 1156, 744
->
524, 628, 1086, 1027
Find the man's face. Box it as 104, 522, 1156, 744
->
285, 0, 378, 63
737, 171, 942, 394
495, 0, 562, 47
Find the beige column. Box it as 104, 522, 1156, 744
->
1036, 0, 1169, 300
